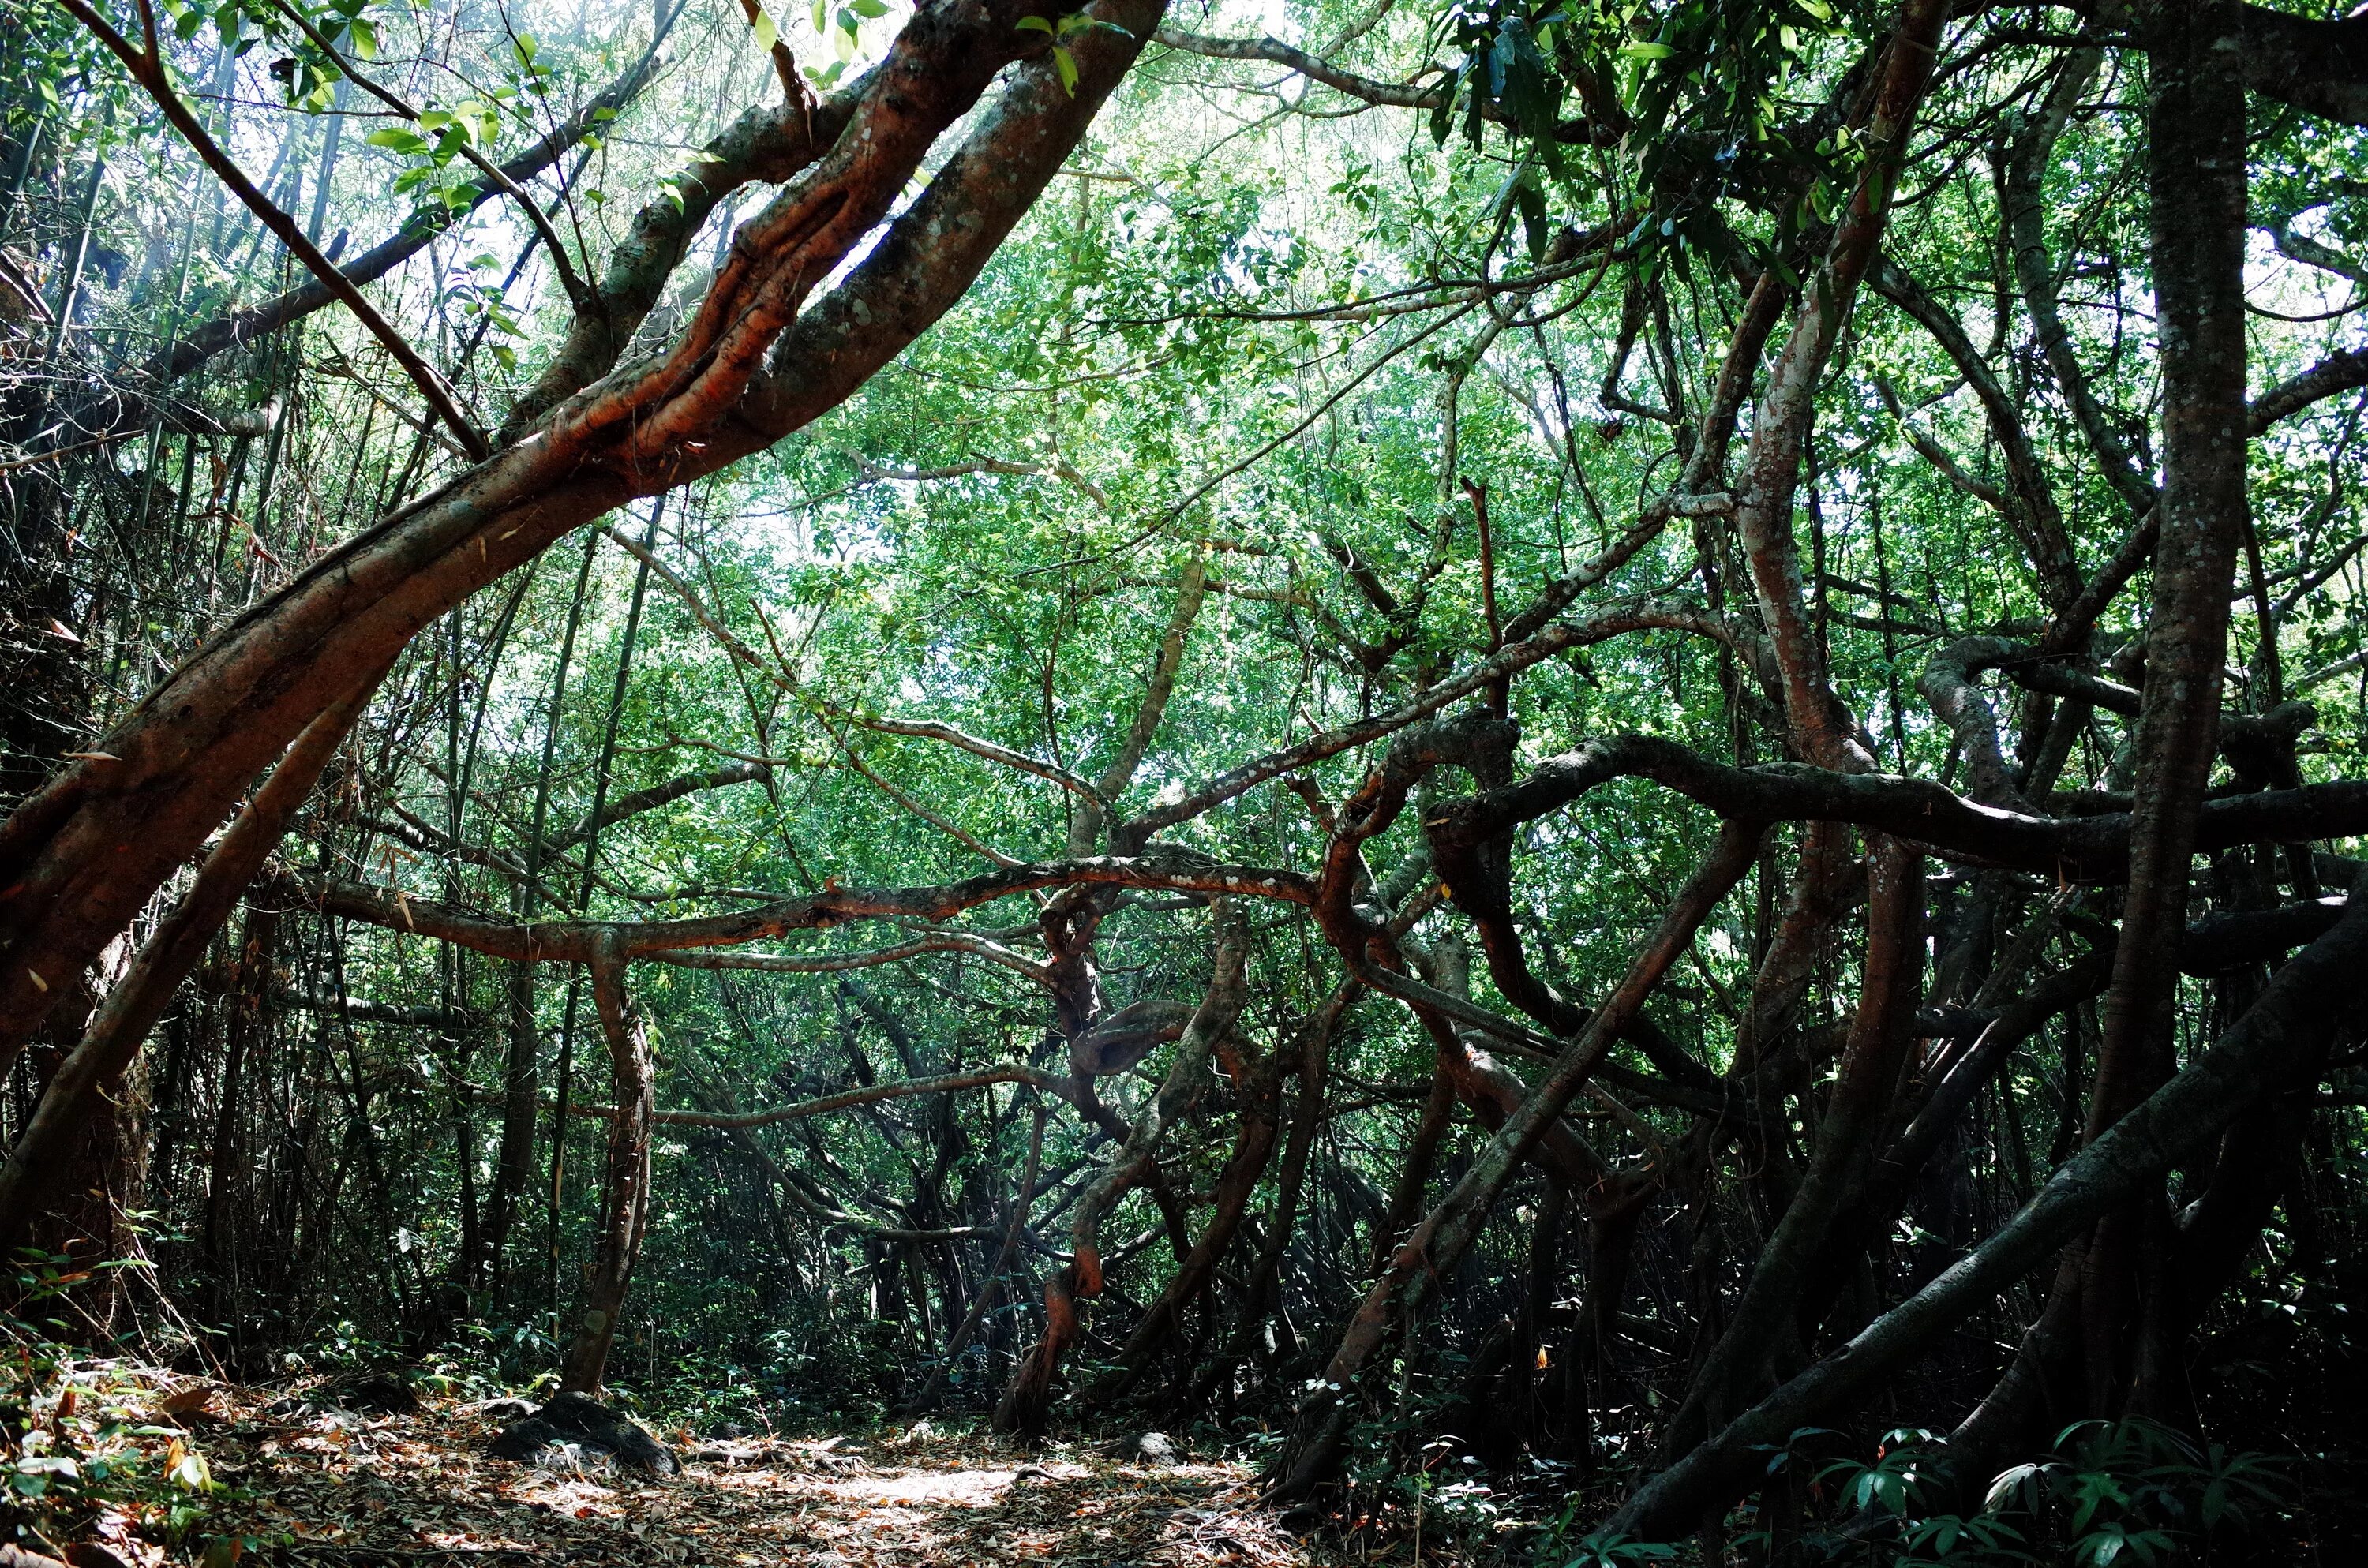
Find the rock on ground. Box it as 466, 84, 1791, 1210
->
485, 1391, 679, 1475
1103, 1430, 1182, 1466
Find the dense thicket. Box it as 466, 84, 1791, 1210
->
5, 0, 2368, 1559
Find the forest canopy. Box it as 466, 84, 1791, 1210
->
4, 0, 2368, 1559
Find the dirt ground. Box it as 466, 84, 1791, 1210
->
120, 1393, 1361, 1567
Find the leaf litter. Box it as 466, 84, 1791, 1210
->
161, 1390, 1351, 1566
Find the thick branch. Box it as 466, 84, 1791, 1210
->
1608, 872, 2368, 1540
144, 24, 669, 384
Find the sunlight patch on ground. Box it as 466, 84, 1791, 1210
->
157, 1387, 1350, 1566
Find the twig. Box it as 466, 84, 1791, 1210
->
0, 427, 141, 473
58, 0, 490, 461
264, 0, 594, 314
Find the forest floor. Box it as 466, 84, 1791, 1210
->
109, 1387, 1371, 1568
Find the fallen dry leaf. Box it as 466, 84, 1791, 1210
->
60, 1384, 1379, 1568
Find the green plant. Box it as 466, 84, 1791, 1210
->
1896, 1512, 2034, 1567
3, 1281, 251, 1562
1558, 1531, 1678, 1568
1969, 1418, 2294, 1566
1817, 1427, 1942, 1516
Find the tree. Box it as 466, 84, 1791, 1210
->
6, 0, 2368, 1550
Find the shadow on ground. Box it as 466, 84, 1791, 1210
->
168, 1391, 1337, 1566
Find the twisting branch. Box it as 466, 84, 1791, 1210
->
305, 851, 1316, 965
1152, 24, 1621, 143
1733, 0, 1950, 771
1268, 819, 1763, 1503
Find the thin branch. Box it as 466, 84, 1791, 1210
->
576, 1063, 1066, 1126
60, 0, 489, 459
266, 0, 594, 312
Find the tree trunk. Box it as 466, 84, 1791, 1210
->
0, 0, 1172, 1076
1270, 821, 1759, 1505
1609, 874, 2368, 1541
2081, 0, 2250, 1418
558, 938, 654, 1394
200, 904, 279, 1325
1178, 979, 1354, 1420
1665, 840, 1923, 1456
1092, 1034, 1281, 1405
487, 533, 600, 1293
995, 896, 1248, 1436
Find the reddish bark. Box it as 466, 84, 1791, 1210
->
559, 939, 655, 1394
0, 683, 377, 1252
2081, 0, 2251, 1418
1733, 0, 1950, 771
0, 0, 1172, 1076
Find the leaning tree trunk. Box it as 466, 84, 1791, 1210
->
1606, 872, 2368, 1543
0, 684, 377, 1253
0, 0, 1171, 1080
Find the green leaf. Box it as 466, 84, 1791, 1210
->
1489, 19, 1557, 140
1617, 40, 1673, 59
364, 127, 429, 154
1429, 58, 1465, 147
1053, 43, 1077, 95
1014, 15, 1054, 33
1516, 180, 1548, 264
752, 9, 777, 53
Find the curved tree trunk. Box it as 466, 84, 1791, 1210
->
995, 897, 1248, 1437
2080, 0, 2250, 1420
1269, 820, 1760, 1505
1608, 872, 2368, 1542
1091, 1035, 1282, 1406
1665, 839, 1923, 1457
